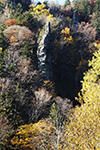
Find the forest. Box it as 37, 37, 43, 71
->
0, 0, 100, 149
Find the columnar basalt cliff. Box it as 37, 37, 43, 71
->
37, 22, 53, 80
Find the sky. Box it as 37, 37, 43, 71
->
34, 0, 66, 5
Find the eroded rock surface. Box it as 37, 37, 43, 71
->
37, 22, 53, 80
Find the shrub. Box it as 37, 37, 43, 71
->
0, 87, 24, 128
0, 116, 13, 150
3, 19, 16, 27
77, 22, 96, 43
0, 50, 5, 76
21, 40, 37, 65
3, 25, 32, 44
11, 119, 58, 150
42, 80, 56, 97
61, 27, 74, 43
0, 30, 8, 50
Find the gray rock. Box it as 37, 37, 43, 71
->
73, 10, 78, 30
37, 22, 53, 80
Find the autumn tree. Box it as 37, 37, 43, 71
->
58, 43, 100, 149
29, 3, 56, 25
60, 27, 73, 43
11, 119, 58, 150
3, 19, 16, 27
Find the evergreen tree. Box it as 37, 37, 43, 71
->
64, 0, 70, 8
16, 0, 31, 10
4, 0, 31, 10
74, 0, 92, 22
0, 30, 7, 50
93, 11, 100, 38
94, 0, 100, 12
10, 3, 23, 21
0, 1, 4, 12
92, 0, 100, 38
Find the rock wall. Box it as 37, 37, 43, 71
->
73, 10, 78, 30
37, 22, 53, 80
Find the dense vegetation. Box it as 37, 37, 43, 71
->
0, 0, 100, 149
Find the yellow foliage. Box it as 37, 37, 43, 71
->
0, 0, 3, 3
94, 42, 100, 48
0, 47, 2, 51
58, 46, 100, 149
61, 27, 70, 35
3, 25, 32, 44
64, 37, 67, 40
11, 119, 57, 150
29, 3, 56, 24
3, 19, 16, 27
68, 35, 73, 43
9, 35, 16, 43
43, 80, 56, 97
61, 27, 74, 44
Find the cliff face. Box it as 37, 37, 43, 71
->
37, 22, 53, 80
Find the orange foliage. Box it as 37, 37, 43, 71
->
19, 19, 24, 25
95, 38, 100, 44
61, 27, 74, 44
11, 119, 57, 150
89, 0, 95, 5
89, 0, 95, 12
3, 19, 33, 30
3, 19, 16, 27
3, 25, 32, 44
